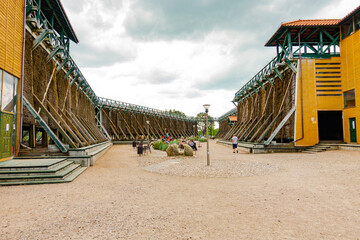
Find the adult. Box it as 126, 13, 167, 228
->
188, 140, 197, 152
232, 134, 238, 153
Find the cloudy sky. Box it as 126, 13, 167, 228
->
61, 0, 360, 118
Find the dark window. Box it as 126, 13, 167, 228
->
344, 89, 355, 108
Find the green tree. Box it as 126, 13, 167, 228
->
165, 109, 187, 117
196, 112, 214, 136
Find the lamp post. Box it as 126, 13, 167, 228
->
193, 125, 196, 136
146, 120, 150, 140
203, 104, 210, 166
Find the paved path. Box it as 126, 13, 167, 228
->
1, 141, 360, 239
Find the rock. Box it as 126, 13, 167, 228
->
166, 144, 180, 156
184, 145, 193, 156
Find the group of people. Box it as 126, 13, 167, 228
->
179, 139, 197, 152
161, 133, 172, 143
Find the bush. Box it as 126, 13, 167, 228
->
199, 138, 207, 142
160, 142, 169, 151
184, 145, 193, 156
152, 141, 161, 150
166, 144, 179, 156
170, 139, 179, 145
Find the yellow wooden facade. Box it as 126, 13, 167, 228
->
295, 57, 343, 146
0, 0, 24, 159
295, 24, 360, 146
0, 0, 24, 77
340, 29, 360, 144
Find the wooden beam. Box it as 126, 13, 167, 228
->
102, 109, 121, 140
46, 100, 85, 147
29, 125, 36, 148
66, 111, 97, 144
33, 94, 78, 148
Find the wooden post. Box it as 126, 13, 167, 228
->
29, 125, 36, 148
41, 129, 49, 147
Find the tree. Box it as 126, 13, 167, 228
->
196, 112, 214, 137
165, 109, 187, 117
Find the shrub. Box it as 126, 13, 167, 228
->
199, 138, 207, 142
160, 142, 169, 151
184, 145, 193, 156
170, 139, 179, 145
166, 144, 179, 156
152, 141, 161, 150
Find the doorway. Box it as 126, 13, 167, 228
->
318, 111, 343, 141
349, 118, 357, 143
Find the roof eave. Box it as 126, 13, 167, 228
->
56, 0, 79, 43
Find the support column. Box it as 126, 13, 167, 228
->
29, 125, 36, 148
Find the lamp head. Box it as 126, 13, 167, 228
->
203, 104, 210, 113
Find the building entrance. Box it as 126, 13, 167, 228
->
318, 111, 343, 141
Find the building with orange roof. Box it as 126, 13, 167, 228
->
218, 5, 360, 151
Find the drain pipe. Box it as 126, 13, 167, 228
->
18, 0, 27, 155
295, 27, 304, 142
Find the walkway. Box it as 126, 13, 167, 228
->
1, 141, 360, 239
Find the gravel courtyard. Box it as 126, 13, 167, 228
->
1, 140, 360, 239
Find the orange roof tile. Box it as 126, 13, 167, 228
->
228, 116, 237, 122
281, 19, 341, 27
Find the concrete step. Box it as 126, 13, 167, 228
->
0, 161, 73, 176
0, 167, 87, 186
0, 157, 88, 186
302, 145, 331, 153
0, 159, 67, 171
0, 163, 80, 182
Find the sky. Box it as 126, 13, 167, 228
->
61, 0, 360, 118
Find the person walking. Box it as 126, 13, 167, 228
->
232, 134, 238, 153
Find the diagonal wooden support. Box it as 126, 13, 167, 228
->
57, 108, 90, 146
118, 111, 135, 139
79, 117, 106, 142
102, 110, 121, 140
257, 110, 283, 143
23, 97, 67, 152
131, 112, 146, 136
265, 106, 296, 145
239, 118, 258, 140
115, 111, 127, 139
67, 111, 97, 144
33, 94, 78, 148
46, 100, 85, 147
249, 113, 273, 142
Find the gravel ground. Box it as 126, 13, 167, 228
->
1, 140, 360, 239
142, 153, 279, 177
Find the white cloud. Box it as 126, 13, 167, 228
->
314, 0, 360, 19
61, 0, 360, 118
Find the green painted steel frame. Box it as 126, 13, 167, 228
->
233, 24, 340, 103
26, 0, 98, 105
98, 97, 197, 123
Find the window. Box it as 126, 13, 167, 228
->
344, 89, 355, 108
0, 69, 2, 109
1, 70, 18, 113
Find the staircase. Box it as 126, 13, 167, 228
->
302, 144, 331, 154
0, 158, 87, 186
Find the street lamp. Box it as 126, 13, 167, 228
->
146, 120, 150, 140
203, 104, 210, 166
193, 124, 196, 136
